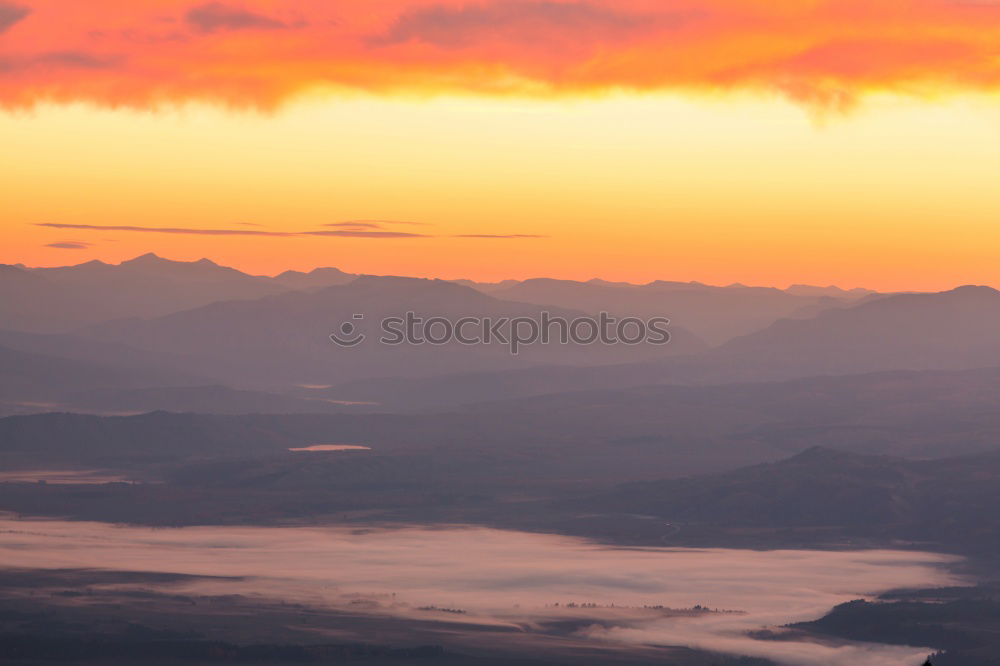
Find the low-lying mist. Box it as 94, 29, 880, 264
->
0, 517, 960, 666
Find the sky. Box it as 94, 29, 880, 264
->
2, 0, 1000, 290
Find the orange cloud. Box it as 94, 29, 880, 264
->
185, 2, 302, 33
0, 2, 29, 33
0, 0, 998, 108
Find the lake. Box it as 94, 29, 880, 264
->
0, 470, 132, 484
288, 444, 372, 452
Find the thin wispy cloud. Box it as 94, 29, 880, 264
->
326, 222, 386, 230
455, 234, 547, 239
341, 219, 433, 227
304, 230, 431, 239
36, 222, 299, 237
35, 222, 431, 240
45, 241, 91, 250
36, 222, 548, 241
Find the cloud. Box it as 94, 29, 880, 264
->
455, 234, 547, 239
0, 2, 28, 34
304, 230, 431, 239
45, 241, 91, 249
370, 1, 665, 49
35, 222, 430, 239
185, 3, 297, 33
2, 0, 1000, 109
326, 220, 435, 231
32, 51, 122, 70
326, 222, 386, 230
0, 51, 124, 76
341, 220, 433, 227
37, 222, 299, 237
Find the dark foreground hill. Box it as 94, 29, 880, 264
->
8, 365, 1000, 475
788, 585, 1000, 666
542, 446, 1000, 554
4, 408, 1000, 556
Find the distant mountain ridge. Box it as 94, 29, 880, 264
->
714, 285, 1000, 378
6, 253, 998, 415
558, 445, 1000, 553
326, 285, 1000, 408
5, 253, 881, 340
272, 266, 356, 290
477, 277, 875, 344
0, 254, 366, 333
80, 275, 707, 390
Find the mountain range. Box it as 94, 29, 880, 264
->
3, 253, 1000, 416
328, 285, 1000, 409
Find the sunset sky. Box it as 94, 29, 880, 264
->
2, 0, 1000, 290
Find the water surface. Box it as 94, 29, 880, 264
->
0, 470, 131, 484
288, 444, 371, 452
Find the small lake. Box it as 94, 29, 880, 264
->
0, 470, 132, 485
289, 444, 372, 452
0, 518, 960, 666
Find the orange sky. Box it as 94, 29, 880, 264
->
2, 0, 1000, 290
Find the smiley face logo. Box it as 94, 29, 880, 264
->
330, 314, 366, 347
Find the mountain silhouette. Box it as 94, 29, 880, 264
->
83, 276, 706, 389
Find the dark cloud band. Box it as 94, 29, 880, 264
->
185, 3, 298, 33
0, 2, 28, 34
